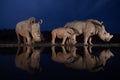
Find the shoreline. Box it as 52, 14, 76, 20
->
0, 43, 120, 47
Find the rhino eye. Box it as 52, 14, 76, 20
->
104, 32, 107, 34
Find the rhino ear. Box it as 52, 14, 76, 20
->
29, 17, 36, 24
101, 25, 105, 30
39, 19, 43, 24
101, 21, 104, 25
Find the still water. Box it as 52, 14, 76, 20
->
0, 45, 120, 80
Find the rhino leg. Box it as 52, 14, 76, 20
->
51, 31, 56, 44
89, 37, 93, 45
16, 32, 20, 44
26, 36, 31, 44
25, 33, 31, 45
84, 34, 89, 46
62, 36, 67, 45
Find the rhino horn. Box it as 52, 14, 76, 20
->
101, 21, 104, 25
39, 19, 43, 24
101, 25, 105, 29
110, 35, 113, 38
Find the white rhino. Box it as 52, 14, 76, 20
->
64, 19, 113, 45
16, 17, 43, 45
51, 27, 78, 45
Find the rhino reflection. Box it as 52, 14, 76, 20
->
51, 46, 77, 63
65, 46, 114, 71
51, 46, 114, 72
15, 46, 43, 73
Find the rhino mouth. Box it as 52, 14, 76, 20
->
34, 37, 41, 41
34, 36, 41, 41
99, 32, 113, 42
104, 34, 113, 42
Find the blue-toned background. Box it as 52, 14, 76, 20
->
0, 0, 120, 33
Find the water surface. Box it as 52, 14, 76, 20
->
0, 45, 120, 80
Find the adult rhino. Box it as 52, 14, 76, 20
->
16, 17, 43, 45
64, 19, 113, 45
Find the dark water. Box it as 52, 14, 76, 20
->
0, 45, 120, 80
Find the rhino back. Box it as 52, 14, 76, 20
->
16, 20, 31, 32
64, 20, 79, 28
64, 21, 96, 34
53, 28, 66, 33
83, 21, 97, 34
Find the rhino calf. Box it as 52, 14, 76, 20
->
51, 46, 77, 63
51, 27, 78, 45
64, 19, 113, 45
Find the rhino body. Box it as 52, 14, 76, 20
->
51, 27, 78, 45
64, 19, 113, 45
16, 17, 43, 44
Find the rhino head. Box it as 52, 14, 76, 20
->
31, 20, 43, 42
98, 25, 113, 42
69, 34, 78, 44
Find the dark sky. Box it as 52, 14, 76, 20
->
0, 0, 120, 33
